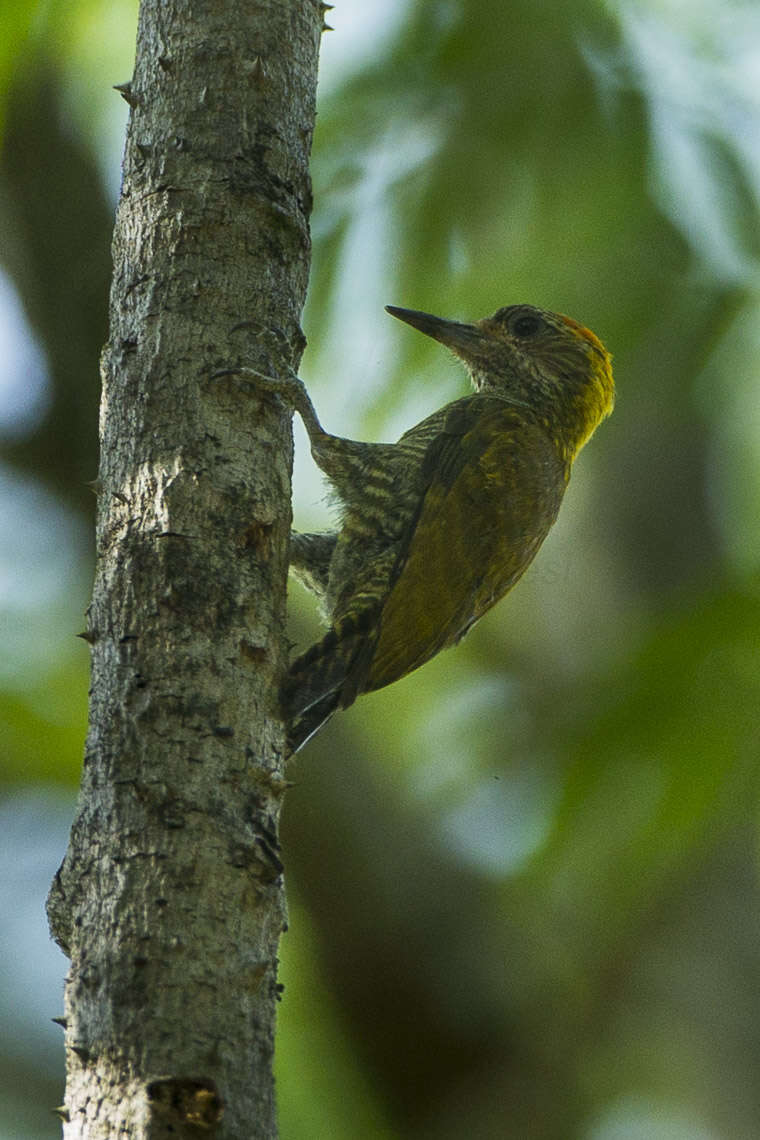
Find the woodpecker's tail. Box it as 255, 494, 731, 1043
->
283, 610, 378, 752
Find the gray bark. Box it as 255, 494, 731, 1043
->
46, 1, 322, 1136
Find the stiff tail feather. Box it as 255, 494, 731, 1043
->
283, 608, 379, 752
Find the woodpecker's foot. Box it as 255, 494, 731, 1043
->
215, 366, 325, 438
289, 531, 337, 607
241, 366, 305, 403
212, 365, 303, 405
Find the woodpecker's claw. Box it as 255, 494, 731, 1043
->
211, 366, 325, 438
211, 366, 308, 410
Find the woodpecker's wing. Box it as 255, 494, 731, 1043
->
364, 397, 567, 692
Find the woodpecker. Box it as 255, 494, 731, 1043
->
266, 303, 614, 752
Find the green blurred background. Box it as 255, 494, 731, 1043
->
2, 1, 760, 1137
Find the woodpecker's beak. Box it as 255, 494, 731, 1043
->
385, 306, 485, 358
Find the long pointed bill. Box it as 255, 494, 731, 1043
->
385, 306, 485, 356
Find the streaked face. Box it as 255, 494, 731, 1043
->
386, 302, 614, 457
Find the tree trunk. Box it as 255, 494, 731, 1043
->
46, 2, 322, 1136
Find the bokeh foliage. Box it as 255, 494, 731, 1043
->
1, 0, 759, 1137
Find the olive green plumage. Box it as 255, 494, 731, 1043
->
277, 303, 614, 751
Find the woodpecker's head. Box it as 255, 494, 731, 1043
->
386, 303, 614, 461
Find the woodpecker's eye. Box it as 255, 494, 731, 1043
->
510, 313, 543, 339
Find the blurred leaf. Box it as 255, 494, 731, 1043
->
277, 900, 397, 1140
0, 58, 110, 510
0, 659, 87, 785
533, 582, 760, 952
0, 0, 38, 138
